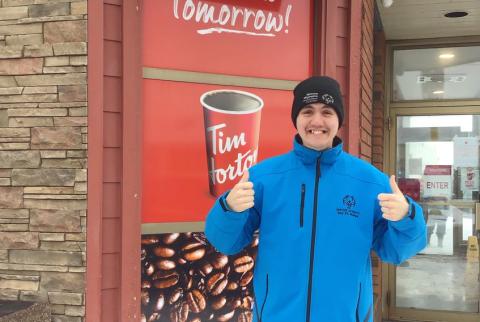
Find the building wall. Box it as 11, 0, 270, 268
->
0, 1, 87, 321
372, 31, 387, 173
87, 1, 142, 321
359, 1, 386, 321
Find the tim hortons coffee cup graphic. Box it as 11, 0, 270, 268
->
201, 90, 264, 197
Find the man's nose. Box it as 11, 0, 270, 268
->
310, 112, 324, 124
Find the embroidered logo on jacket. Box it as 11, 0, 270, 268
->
337, 195, 360, 217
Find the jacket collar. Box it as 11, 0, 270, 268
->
293, 134, 343, 165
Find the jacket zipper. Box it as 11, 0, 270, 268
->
254, 274, 269, 322
356, 283, 362, 322
305, 157, 321, 322
300, 184, 305, 227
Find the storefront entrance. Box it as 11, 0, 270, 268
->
385, 44, 480, 322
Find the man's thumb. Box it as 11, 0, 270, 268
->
389, 175, 402, 194
240, 169, 250, 182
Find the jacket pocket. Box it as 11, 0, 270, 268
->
356, 283, 362, 322
300, 184, 305, 227
254, 274, 269, 322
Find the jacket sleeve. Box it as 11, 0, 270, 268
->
372, 183, 427, 265
205, 181, 262, 255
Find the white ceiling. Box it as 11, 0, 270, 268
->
376, 0, 480, 40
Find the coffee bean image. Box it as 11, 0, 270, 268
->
154, 293, 165, 312
210, 296, 227, 311
237, 311, 252, 322
241, 296, 254, 310
152, 270, 179, 289
144, 262, 155, 276
216, 308, 235, 322
239, 271, 253, 287
162, 233, 180, 245
142, 236, 160, 245
141, 232, 259, 322
156, 259, 176, 270
182, 242, 206, 261
226, 281, 238, 291
211, 253, 228, 270
148, 312, 161, 322
170, 301, 189, 322
153, 246, 175, 258
187, 289, 206, 313
207, 272, 228, 296
142, 279, 151, 289
169, 288, 184, 305
141, 289, 150, 306
199, 261, 213, 276
233, 256, 254, 273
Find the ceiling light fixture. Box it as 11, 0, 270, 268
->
444, 11, 468, 18
433, 90, 444, 94
382, 0, 393, 8
439, 53, 455, 59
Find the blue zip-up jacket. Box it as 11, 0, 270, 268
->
205, 136, 427, 322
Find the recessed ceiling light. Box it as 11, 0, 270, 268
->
433, 90, 444, 94
439, 53, 455, 59
444, 11, 468, 18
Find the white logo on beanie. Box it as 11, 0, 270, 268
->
321, 94, 334, 104
302, 92, 319, 104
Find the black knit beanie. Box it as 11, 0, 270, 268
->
291, 76, 344, 128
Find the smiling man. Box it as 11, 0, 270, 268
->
205, 76, 427, 322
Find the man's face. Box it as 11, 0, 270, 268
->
296, 103, 339, 151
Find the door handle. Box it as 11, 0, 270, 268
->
476, 203, 480, 231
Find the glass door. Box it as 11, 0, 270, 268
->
388, 109, 480, 322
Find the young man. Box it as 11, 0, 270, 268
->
205, 76, 427, 322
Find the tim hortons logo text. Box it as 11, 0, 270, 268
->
173, 0, 292, 37
207, 123, 257, 184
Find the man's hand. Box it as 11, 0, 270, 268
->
377, 175, 409, 221
226, 170, 255, 212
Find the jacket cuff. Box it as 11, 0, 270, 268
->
219, 191, 233, 212
390, 197, 422, 231
405, 195, 416, 220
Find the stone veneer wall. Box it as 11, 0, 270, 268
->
0, 1, 87, 322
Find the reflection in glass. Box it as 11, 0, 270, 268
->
395, 115, 480, 313
393, 46, 480, 101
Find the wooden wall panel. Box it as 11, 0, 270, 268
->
104, 112, 123, 147
102, 253, 121, 289
103, 183, 122, 219
105, 4, 123, 41
104, 41, 123, 77
104, 76, 122, 112
101, 289, 120, 322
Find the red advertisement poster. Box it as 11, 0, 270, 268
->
142, 80, 295, 223
143, 0, 312, 80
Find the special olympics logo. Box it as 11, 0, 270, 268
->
321, 94, 334, 104
343, 195, 356, 209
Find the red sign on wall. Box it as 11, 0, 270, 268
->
142, 80, 295, 223
143, 0, 312, 80
142, 0, 312, 223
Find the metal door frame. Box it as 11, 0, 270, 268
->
382, 37, 480, 322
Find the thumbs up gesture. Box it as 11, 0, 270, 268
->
377, 175, 409, 221
225, 169, 255, 212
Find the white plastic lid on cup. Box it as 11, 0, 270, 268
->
200, 90, 264, 114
